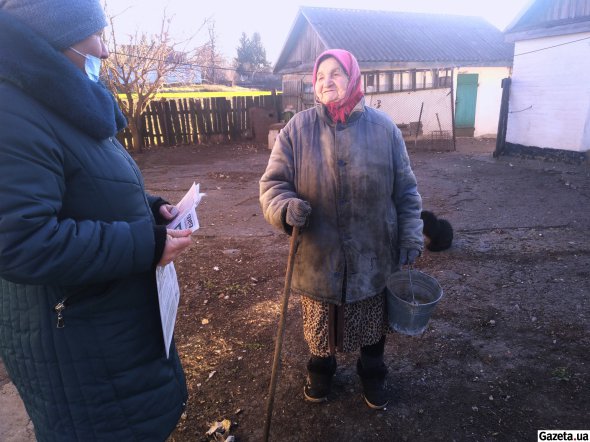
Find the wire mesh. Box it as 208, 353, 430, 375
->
365, 88, 455, 151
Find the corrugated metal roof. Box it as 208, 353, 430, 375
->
504, 0, 590, 37
299, 7, 513, 63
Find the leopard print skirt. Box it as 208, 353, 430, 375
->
301, 292, 391, 357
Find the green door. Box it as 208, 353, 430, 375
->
455, 74, 478, 128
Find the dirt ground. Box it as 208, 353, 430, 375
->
1, 138, 589, 442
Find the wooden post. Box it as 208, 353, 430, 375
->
272, 89, 281, 122
230, 96, 239, 140
188, 99, 199, 144
169, 100, 182, 145
241, 96, 247, 133
194, 99, 207, 143
414, 102, 424, 148
449, 68, 457, 151
436, 113, 442, 132
150, 102, 163, 147
180, 99, 190, 144
159, 100, 171, 147
494, 77, 512, 158
176, 99, 186, 144
235, 96, 242, 134
220, 97, 230, 141
203, 98, 213, 136
246, 96, 254, 135
144, 105, 155, 148
213, 97, 222, 135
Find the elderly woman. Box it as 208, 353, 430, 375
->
260, 49, 423, 409
0, 0, 193, 440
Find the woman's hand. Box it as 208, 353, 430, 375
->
158, 229, 192, 267
399, 248, 420, 266
286, 199, 311, 227
159, 204, 179, 222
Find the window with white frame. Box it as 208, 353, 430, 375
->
378, 72, 392, 92
436, 68, 452, 87
363, 68, 451, 94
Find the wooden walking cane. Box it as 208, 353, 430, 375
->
263, 226, 299, 442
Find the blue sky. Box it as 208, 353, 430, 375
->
109, 0, 532, 64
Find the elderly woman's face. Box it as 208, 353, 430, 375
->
315, 57, 349, 105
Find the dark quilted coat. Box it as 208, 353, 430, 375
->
0, 12, 187, 442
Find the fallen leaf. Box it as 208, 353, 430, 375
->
206, 421, 223, 436
205, 418, 232, 436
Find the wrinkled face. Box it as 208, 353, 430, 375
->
314, 57, 349, 105
63, 31, 109, 71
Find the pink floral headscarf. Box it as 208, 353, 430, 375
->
312, 49, 364, 123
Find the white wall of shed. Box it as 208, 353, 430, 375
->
506, 32, 590, 152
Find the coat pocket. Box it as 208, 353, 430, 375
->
53, 282, 113, 328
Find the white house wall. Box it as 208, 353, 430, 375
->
506, 32, 590, 153
454, 66, 511, 137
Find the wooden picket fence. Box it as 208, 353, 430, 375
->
117, 92, 282, 150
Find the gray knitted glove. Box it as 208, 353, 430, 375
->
399, 248, 420, 265
286, 199, 311, 227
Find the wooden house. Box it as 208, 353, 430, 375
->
500, 0, 590, 162
274, 7, 514, 142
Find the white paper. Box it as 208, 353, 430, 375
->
167, 182, 204, 232
156, 262, 180, 358
156, 182, 204, 357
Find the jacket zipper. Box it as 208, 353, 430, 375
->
53, 298, 68, 328
53, 292, 87, 328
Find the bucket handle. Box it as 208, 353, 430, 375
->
405, 264, 416, 304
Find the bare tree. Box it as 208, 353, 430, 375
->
195, 21, 229, 85
101, 3, 208, 151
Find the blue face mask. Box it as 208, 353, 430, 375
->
69, 47, 101, 82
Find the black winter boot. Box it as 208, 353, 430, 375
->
303, 355, 337, 403
357, 358, 389, 409
358, 337, 388, 409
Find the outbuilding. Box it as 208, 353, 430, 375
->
499, 0, 590, 162
274, 7, 514, 148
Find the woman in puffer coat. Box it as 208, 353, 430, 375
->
260, 49, 423, 409
0, 1, 192, 440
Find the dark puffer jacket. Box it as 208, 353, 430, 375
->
0, 12, 187, 442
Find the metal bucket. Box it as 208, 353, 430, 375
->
386, 269, 443, 336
